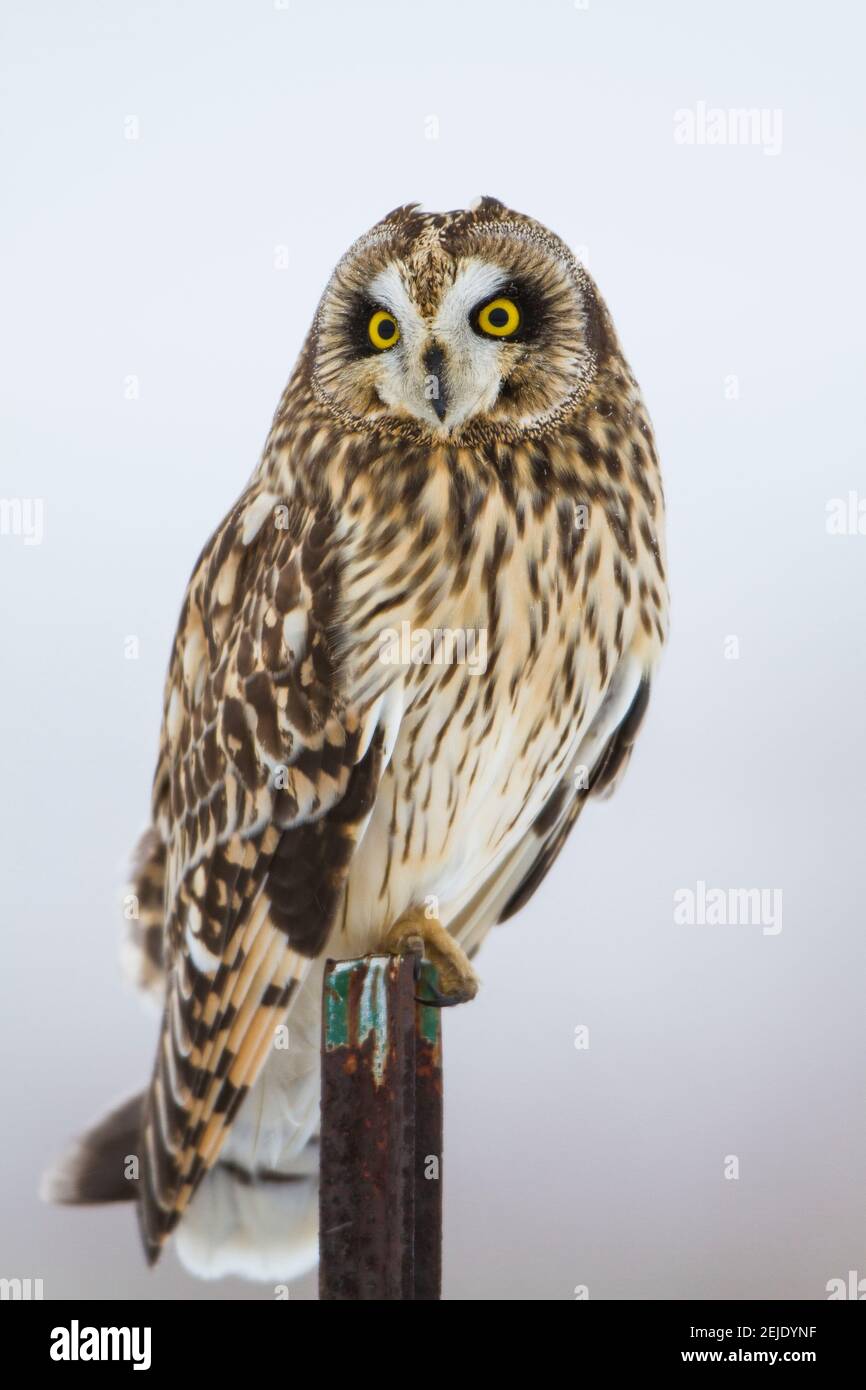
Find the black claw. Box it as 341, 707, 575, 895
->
414, 984, 465, 1009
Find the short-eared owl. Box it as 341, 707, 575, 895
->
46, 198, 668, 1280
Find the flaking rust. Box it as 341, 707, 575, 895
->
319, 954, 443, 1300
413, 978, 443, 1300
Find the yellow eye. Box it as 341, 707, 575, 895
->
476, 296, 521, 338
368, 309, 400, 350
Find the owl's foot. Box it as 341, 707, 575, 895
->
382, 907, 479, 1007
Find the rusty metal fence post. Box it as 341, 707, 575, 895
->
319, 954, 443, 1300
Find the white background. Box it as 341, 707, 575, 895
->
2, 0, 864, 1300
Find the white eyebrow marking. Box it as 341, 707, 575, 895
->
433, 259, 510, 337
366, 265, 428, 349
367, 266, 417, 317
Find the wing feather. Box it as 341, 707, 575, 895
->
496, 672, 651, 923
448, 665, 652, 958
138, 486, 393, 1262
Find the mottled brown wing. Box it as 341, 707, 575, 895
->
138, 485, 389, 1263
498, 676, 651, 922
447, 671, 652, 961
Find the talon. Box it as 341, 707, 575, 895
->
414, 985, 466, 1009
382, 905, 479, 1007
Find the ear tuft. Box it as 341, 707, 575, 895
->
469, 196, 507, 217
377, 202, 423, 228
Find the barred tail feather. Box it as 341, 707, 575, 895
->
40, 1092, 144, 1206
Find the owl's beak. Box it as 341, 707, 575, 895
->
422, 343, 448, 423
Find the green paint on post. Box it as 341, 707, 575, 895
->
323, 958, 356, 1048
416, 962, 442, 1046
324, 955, 441, 1083
324, 956, 394, 1086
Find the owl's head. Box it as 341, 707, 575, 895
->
310, 198, 613, 444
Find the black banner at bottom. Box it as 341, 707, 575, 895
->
5, 1297, 863, 1373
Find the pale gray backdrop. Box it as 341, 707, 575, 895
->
2, 0, 864, 1301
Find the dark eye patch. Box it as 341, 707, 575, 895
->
345, 297, 395, 356
470, 279, 541, 341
